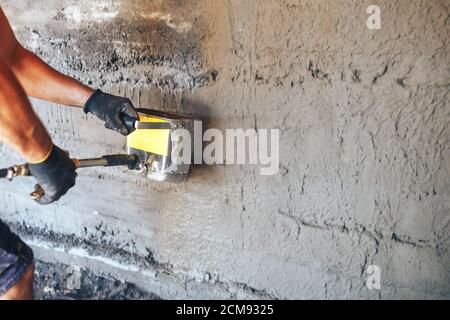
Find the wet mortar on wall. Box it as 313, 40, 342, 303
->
0, 0, 449, 299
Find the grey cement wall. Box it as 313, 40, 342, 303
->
0, 0, 449, 299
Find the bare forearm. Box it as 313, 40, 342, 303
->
9, 45, 94, 107
0, 58, 52, 162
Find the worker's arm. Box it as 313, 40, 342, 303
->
0, 7, 92, 108
0, 58, 77, 205
10, 45, 95, 108
1, 7, 138, 135
10, 43, 138, 135
0, 57, 51, 163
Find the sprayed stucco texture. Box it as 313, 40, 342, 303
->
0, 0, 449, 299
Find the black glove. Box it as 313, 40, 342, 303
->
28, 145, 77, 205
83, 90, 139, 136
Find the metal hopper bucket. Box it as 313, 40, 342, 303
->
127, 109, 196, 183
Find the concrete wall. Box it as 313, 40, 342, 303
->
0, 0, 448, 299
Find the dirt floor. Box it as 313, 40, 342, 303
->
34, 260, 159, 300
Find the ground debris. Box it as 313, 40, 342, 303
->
34, 260, 160, 300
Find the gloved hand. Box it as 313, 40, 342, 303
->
83, 90, 139, 136
28, 145, 77, 205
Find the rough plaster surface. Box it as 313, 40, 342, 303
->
0, 0, 449, 299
